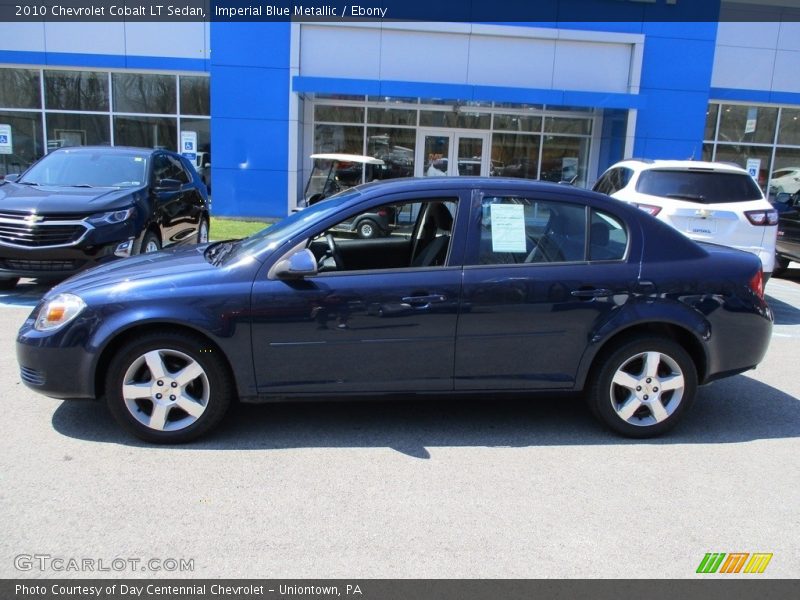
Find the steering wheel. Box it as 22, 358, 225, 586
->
324, 233, 344, 269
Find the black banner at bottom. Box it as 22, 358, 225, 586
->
2, 580, 800, 600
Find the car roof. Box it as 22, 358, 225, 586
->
50, 146, 157, 157
613, 159, 748, 174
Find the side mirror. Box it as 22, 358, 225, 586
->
3, 174, 20, 183
776, 192, 791, 204
273, 249, 318, 280
155, 178, 182, 192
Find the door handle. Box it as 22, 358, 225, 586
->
402, 294, 446, 307
571, 288, 612, 299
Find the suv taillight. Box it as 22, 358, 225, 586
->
745, 209, 778, 226
749, 269, 764, 299
633, 203, 662, 217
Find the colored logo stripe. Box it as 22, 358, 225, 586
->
744, 553, 773, 574
697, 553, 726, 573
696, 552, 772, 574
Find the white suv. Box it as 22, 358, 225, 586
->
593, 159, 778, 277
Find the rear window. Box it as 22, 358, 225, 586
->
635, 169, 763, 204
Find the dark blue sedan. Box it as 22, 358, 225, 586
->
16, 178, 773, 443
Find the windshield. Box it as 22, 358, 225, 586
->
20, 151, 148, 187
228, 189, 362, 261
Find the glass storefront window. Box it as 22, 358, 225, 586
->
540, 135, 590, 186
367, 127, 415, 179
180, 118, 210, 153
46, 113, 110, 149
114, 116, 177, 151
718, 104, 778, 145
0, 68, 41, 109
705, 104, 719, 141
491, 133, 540, 179
714, 144, 772, 191
769, 147, 800, 194
314, 124, 363, 155
493, 114, 541, 133
45, 70, 109, 112
0, 111, 44, 176
420, 110, 491, 129
314, 105, 364, 123
367, 108, 416, 126
112, 73, 177, 114
702, 143, 714, 162
180, 75, 210, 116
544, 117, 592, 135
778, 108, 800, 146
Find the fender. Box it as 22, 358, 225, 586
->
574, 296, 711, 388
85, 297, 255, 399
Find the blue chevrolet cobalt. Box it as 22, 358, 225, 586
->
17, 178, 773, 443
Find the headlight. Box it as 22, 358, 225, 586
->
34, 293, 86, 332
86, 207, 136, 225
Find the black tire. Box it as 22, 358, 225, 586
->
197, 217, 210, 244
0, 277, 19, 290
588, 336, 697, 438
773, 256, 790, 277
139, 230, 161, 254
357, 218, 380, 239
105, 330, 234, 443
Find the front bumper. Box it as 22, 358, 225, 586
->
16, 312, 97, 399
0, 237, 135, 280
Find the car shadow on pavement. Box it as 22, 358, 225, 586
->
766, 293, 800, 325
51, 373, 800, 456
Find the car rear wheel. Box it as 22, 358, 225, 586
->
773, 256, 790, 276
140, 230, 161, 254
0, 277, 19, 290
105, 331, 234, 443
197, 217, 209, 244
589, 336, 697, 438
357, 219, 380, 239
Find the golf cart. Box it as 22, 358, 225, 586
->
300, 153, 396, 238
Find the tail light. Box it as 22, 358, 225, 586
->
633, 203, 662, 217
749, 269, 764, 299
745, 209, 778, 226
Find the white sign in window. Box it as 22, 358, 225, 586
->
0, 124, 12, 155
490, 204, 527, 253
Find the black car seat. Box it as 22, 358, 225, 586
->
412, 203, 453, 267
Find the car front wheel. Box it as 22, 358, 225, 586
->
105, 331, 234, 443
140, 230, 161, 254
589, 336, 697, 438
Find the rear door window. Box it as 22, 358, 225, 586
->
635, 170, 763, 204
593, 167, 633, 195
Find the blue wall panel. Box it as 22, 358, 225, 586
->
210, 23, 292, 218
632, 21, 719, 159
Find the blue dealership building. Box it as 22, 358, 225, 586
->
2, 0, 800, 217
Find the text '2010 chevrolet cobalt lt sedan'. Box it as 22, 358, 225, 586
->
17, 178, 772, 443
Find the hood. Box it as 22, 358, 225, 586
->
48, 243, 257, 300
0, 181, 142, 214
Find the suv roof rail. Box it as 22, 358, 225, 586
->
621, 157, 655, 164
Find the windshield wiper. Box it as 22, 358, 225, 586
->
666, 193, 706, 202
17, 181, 40, 186
70, 183, 95, 188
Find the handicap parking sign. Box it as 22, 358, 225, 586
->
184, 141, 194, 151
180, 131, 197, 161
0, 135, 7, 144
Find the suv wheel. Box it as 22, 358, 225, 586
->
197, 218, 209, 244
588, 336, 697, 438
140, 230, 161, 254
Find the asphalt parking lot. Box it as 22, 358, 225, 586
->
0, 269, 799, 579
